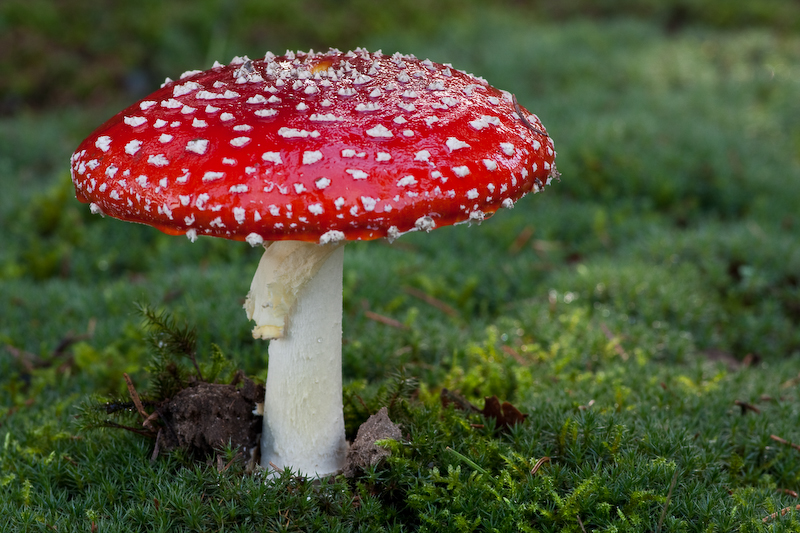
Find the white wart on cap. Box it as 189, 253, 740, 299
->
70, 48, 557, 244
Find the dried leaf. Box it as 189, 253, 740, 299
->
481, 396, 528, 431
441, 389, 528, 432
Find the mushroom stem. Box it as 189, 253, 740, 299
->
246, 241, 348, 476
245, 240, 342, 340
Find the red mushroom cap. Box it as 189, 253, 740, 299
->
70, 48, 557, 245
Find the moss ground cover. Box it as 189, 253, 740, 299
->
2, 3, 800, 531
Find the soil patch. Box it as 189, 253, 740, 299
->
158, 378, 264, 460
344, 407, 402, 477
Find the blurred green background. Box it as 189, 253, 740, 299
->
2, 0, 798, 363
2, 0, 800, 114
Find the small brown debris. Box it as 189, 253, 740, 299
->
52, 330, 92, 359
440, 388, 528, 432
501, 345, 527, 365
763, 504, 800, 523
150, 429, 163, 463
740, 353, 760, 367
5, 344, 43, 373
576, 514, 587, 533
508, 226, 535, 254
404, 287, 459, 317
123, 373, 151, 423
216, 454, 236, 473
734, 400, 761, 415
440, 388, 479, 413
780, 374, 800, 389
343, 407, 402, 477
701, 348, 741, 370
481, 396, 528, 430
770, 434, 800, 453
364, 311, 409, 330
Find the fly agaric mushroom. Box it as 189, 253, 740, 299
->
70, 48, 557, 477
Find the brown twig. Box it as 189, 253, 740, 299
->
734, 400, 761, 415
101, 420, 155, 438
155, 406, 179, 444
51, 332, 91, 359
404, 287, 459, 317
530, 456, 550, 476
150, 429, 163, 463
763, 505, 800, 523
123, 373, 150, 423
217, 454, 236, 473
143, 410, 161, 430
508, 226, 535, 254
656, 469, 679, 533
229, 369, 244, 387
245, 445, 260, 475
5, 344, 42, 373
352, 393, 371, 415
501, 345, 528, 366
770, 434, 800, 453
576, 514, 587, 533
364, 311, 409, 330
440, 388, 480, 413
6, 320, 95, 374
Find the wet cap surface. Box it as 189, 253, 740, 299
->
71, 49, 557, 244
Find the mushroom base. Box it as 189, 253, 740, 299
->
258, 243, 348, 477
